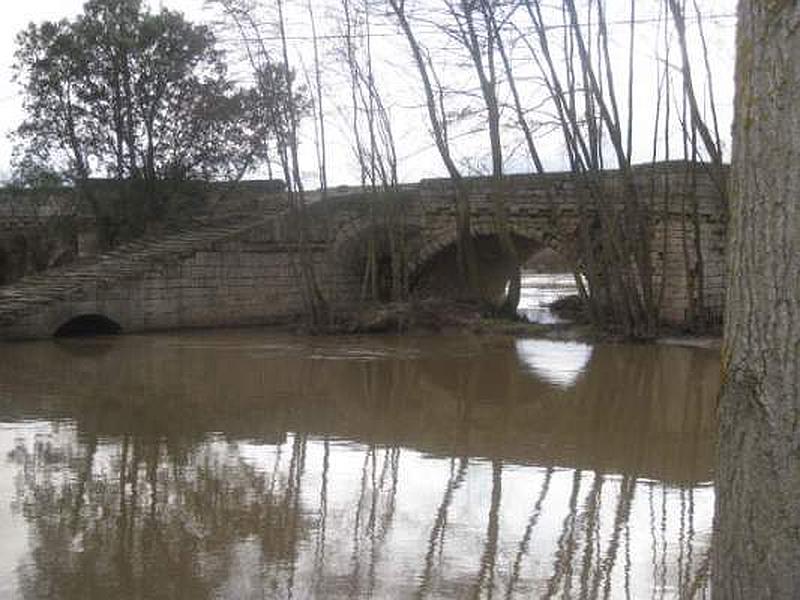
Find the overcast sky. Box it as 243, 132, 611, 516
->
0, 1, 739, 186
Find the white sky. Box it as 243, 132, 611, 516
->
0, 1, 739, 186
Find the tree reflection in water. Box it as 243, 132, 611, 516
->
1, 333, 717, 598
9, 429, 314, 599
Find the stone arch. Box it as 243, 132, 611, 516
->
407, 220, 579, 303
53, 314, 123, 338
329, 217, 426, 302
409, 217, 578, 278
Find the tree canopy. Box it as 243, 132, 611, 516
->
11, 0, 296, 185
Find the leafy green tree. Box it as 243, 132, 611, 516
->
11, 0, 293, 187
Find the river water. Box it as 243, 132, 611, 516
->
518, 273, 578, 324
0, 279, 719, 599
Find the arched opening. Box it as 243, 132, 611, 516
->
339, 223, 422, 303
411, 234, 543, 304
409, 233, 584, 318
518, 247, 583, 324
54, 314, 122, 338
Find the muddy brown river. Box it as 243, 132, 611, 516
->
0, 324, 719, 599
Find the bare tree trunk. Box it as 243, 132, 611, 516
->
491, 9, 543, 174
667, 0, 722, 169
307, 0, 327, 193
388, 0, 481, 298
446, 0, 519, 314
337, 1, 402, 302
276, 0, 328, 327
526, 0, 659, 338
714, 2, 800, 597
363, 0, 378, 301
342, 0, 366, 186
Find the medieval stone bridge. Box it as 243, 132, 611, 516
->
0, 161, 726, 340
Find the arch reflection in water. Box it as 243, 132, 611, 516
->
0, 331, 719, 598
515, 339, 593, 387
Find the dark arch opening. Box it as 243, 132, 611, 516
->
523, 247, 572, 273
410, 234, 545, 302
54, 314, 122, 338
339, 223, 424, 303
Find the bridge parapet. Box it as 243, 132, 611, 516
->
417, 161, 726, 217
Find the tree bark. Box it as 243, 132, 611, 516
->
713, 2, 800, 597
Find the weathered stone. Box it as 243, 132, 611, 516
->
0, 162, 726, 339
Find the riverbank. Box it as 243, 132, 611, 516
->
291, 299, 722, 350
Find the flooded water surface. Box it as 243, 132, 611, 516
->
517, 273, 578, 324
0, 326, 721, 599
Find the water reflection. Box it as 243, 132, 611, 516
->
9, 429, 313, 599
515, 339, 593, 387
0, 332, 718, 598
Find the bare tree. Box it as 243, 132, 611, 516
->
307, 0, 328, 193
489, 5, 544, 174
334, 0, 407, 302
667, 0, 723, 170
387, 0, 481, 298
439, 0, 522, 315
211, 0, 328, 327
521, 0, 660, 337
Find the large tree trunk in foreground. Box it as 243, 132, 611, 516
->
713, 2, 800, 597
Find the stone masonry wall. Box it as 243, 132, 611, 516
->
0, 180, 285, 286
410, 162, 727, 325
0, 162, 726, 338
5, 247, 313, 338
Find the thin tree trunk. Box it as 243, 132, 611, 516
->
388, 0, 480, 298
452, 1, 518, 313
342, 0, 366, 186
307, 0, 327, 193
491, 11, 543, 174
667, 0, 722, 168
276, 0, 328, 327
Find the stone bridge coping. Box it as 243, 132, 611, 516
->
0, 161, 727, 223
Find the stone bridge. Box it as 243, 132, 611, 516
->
0, 161, 726, 339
